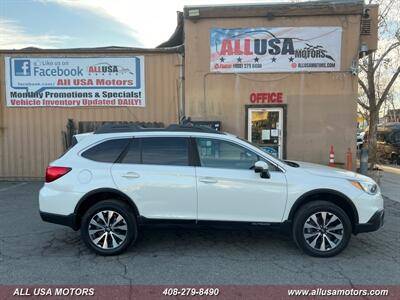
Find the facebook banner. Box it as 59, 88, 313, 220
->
5, 56, 145, 107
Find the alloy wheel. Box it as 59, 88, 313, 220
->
88, 210, 128, 250
303, 211, 344, 252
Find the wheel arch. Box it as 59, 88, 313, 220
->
74, 188, 140, 229
287, 189, 359, 231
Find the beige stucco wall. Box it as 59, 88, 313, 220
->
0, 52, 180, 179
184, 14, 361, 165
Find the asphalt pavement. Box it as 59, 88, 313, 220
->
379, 165, 400, 203
0, 179, 399, 285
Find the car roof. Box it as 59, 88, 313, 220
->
93, 123, 224, 135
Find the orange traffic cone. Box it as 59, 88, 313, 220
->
329, 145, 335, 167
346, 148, 353, 170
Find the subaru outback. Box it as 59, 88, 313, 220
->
39, 123, 384, 257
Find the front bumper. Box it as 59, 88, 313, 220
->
354, 209, 384, 234
39, 211, 79, 230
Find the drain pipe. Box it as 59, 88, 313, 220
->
178, 52, 185, 122
359, 146, 368, 175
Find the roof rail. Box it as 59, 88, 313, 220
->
165, 123, 223, 134
94, 122, 223, 134
94, 123, 144, 134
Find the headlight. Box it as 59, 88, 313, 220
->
349, 180, 378, 195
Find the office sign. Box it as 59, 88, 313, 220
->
5, 56, 145, 107
250, 92, 285, 104
210, 27, 342, 73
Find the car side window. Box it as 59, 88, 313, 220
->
121, 138, 141, 164
196, 138, 258, 170
82, 139, 130, 163
141, 137, 189, 166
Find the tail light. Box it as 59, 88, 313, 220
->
45, 166, 72, 183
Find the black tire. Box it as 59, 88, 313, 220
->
292, 201, 351, 257
81, 199, 138, 256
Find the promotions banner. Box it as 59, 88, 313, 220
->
5, 56, 145, 107
210, 27, 342, 73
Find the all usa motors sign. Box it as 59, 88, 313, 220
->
5, 56, 145, 107
210, 27, 342, 73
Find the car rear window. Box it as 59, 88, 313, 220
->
82, 139, 130, 163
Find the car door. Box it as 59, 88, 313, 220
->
111, 136, 197, 220
195, 137, 287, 223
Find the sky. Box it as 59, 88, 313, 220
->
0, 0, 291, 49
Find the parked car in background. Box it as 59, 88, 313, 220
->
357, 131, 365, 150
39, 123, 384, 257
365, 123, 400, 165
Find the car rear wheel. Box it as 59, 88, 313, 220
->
81, 199, 138, 255
292, 201, 351, 257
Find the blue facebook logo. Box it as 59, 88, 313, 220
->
14, 59, 31, 76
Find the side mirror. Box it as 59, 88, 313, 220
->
253, 161, 270, 179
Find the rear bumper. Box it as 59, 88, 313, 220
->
354, 209, 384, 234
39, 211, 79, 230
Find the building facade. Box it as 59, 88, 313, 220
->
184, 1, 377, 164
0, 49, 181, 179
0, 1, 378, 179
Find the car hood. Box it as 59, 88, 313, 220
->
292, 161, 373, 182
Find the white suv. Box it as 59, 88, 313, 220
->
39, 123, 384, 257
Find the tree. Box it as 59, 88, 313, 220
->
358, 0, 400, 167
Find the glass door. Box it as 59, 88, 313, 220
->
248, 107, 283, 158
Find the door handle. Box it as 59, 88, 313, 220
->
121, 172, 140, 179
199, 177, 218, 184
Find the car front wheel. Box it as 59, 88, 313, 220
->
81, 199, 138, 255
293, 201, 351, 257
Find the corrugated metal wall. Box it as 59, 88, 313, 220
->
0, 51, 180, 179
